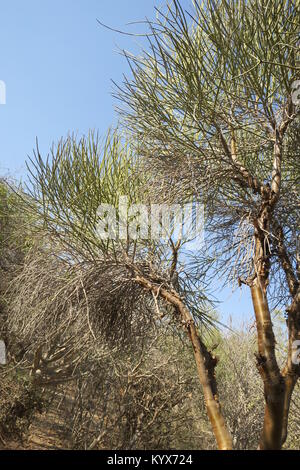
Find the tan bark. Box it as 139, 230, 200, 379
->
185, 313, 233, 450
251, 283, 285, 450
280, 373, 297, 445
250, 133, 286, 449
135, 275, 233, 450
251, 227, 299, 449
281, 291, 300, 445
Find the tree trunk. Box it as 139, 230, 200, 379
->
280, 293, 300, 445
281, 373, 297, 445
251, 283, 286, 450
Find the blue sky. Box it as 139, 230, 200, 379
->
0, 0, 164, 176
0, 0, 254, 325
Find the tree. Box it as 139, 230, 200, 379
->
115, 0, 300, 449
8, 129, 232, 449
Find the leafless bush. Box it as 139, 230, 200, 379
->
66, 332, 205, 450
5, 241, 157, 382
0, 364, 45, 447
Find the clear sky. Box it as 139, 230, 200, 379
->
0, 0, 254, 326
